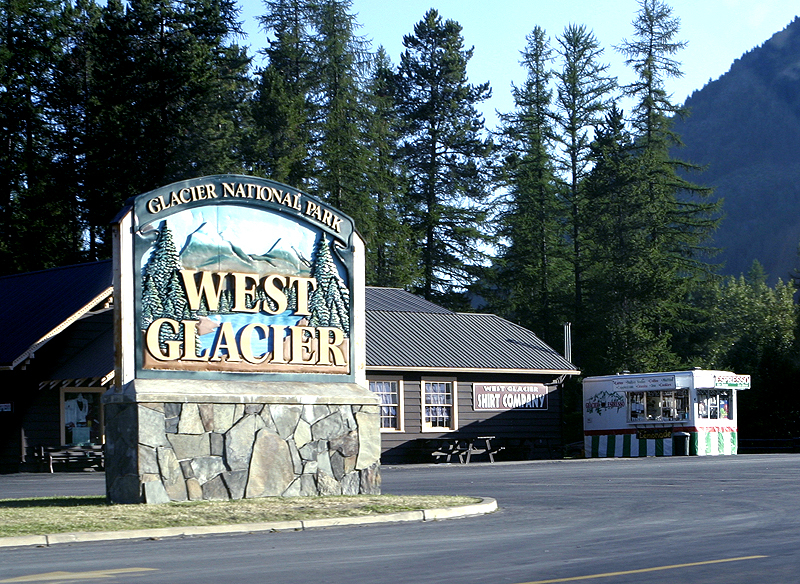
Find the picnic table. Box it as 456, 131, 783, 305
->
421, 436, 505, 463
36, 444, 104, 473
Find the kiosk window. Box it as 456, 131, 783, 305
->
628, 389, 689, 422
697, 390, 733, 419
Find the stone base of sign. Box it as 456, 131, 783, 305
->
102, 379, 381, 504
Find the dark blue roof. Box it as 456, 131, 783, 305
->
0, 261, 112, 367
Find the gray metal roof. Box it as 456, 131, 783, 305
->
0, 261, 113, 368
365, 287, 453, 314
365, 287, 579, 374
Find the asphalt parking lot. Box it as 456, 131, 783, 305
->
1, 454, 799, 584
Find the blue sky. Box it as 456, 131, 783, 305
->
237, 1, 799, 131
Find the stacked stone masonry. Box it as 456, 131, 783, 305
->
131, 402, 381, 503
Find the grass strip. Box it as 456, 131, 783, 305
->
0, 495, 479, 537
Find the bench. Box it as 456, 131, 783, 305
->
36, 445, 104, 473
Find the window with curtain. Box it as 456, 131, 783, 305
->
369, 379, 402, 431
424, 381, 456, 431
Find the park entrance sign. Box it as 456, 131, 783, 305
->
132, 176, 355, 378
103, 176, 380, 504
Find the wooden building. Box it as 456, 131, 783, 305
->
0, 262, 114, 472
365, 288, 579, 463
0, 262, 578, 471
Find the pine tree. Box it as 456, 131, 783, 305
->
617, 0, 686, 141
0, 0, 79, 274
75, 0, 137, 259
581, 104, 675, 373
308, 0, 373, 233
490, 26, 569, 343
552, 23, 616, 329
394, 9, 493, 305
246, 0, 315, 188
76, 0, 250, 256
363, 47, 419, 287
246, 65, 310, 185
127, 0, 250, 184
171, 0, 251, 178
594, 0, 721, 371
616, 0, 719, 268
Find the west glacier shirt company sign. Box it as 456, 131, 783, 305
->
116, 175, 360, 383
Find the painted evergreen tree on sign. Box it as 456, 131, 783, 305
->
141, 274, 162, 330
141, 221, 188, 351
308, 234, 350, 335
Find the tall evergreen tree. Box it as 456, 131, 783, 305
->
617, 0, 719, 270
594, 0, 721, 371
172, 0, 251, 177
49, 0, 104, 264
552, 24, 616, 330
251, 0, 375, 236
0, 0, 79, 274
618, 0, 685, 140
246, 63, 310, 185
308, 0, 371, 230
361, 47, 418, 287
393, 9, 493, 305
75, 0, 250, 257
246, 0, 315, 188
123, 0, 249, 185
490, 26, 568, 342
581, 104, 678, 373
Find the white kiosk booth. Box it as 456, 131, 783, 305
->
583, 370, 750, 457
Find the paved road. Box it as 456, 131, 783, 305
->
1, 455, 798, 584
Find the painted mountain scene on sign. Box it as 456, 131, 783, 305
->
178, 220, 311, 278
137, 204, 352, 375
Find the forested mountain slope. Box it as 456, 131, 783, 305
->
673, 17, 800, 282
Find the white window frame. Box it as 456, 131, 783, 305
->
628, 389, 689, 422
422, 378, 458, 432
368, 377, 404, 432
60, 387, 105, 446
697, 389, 734, 420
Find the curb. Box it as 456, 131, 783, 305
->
0, 497, 497, 549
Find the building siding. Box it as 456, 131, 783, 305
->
371, 371, 564, 463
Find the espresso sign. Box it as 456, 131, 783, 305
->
115, 175, 359, 383
473, 383, 549, 411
